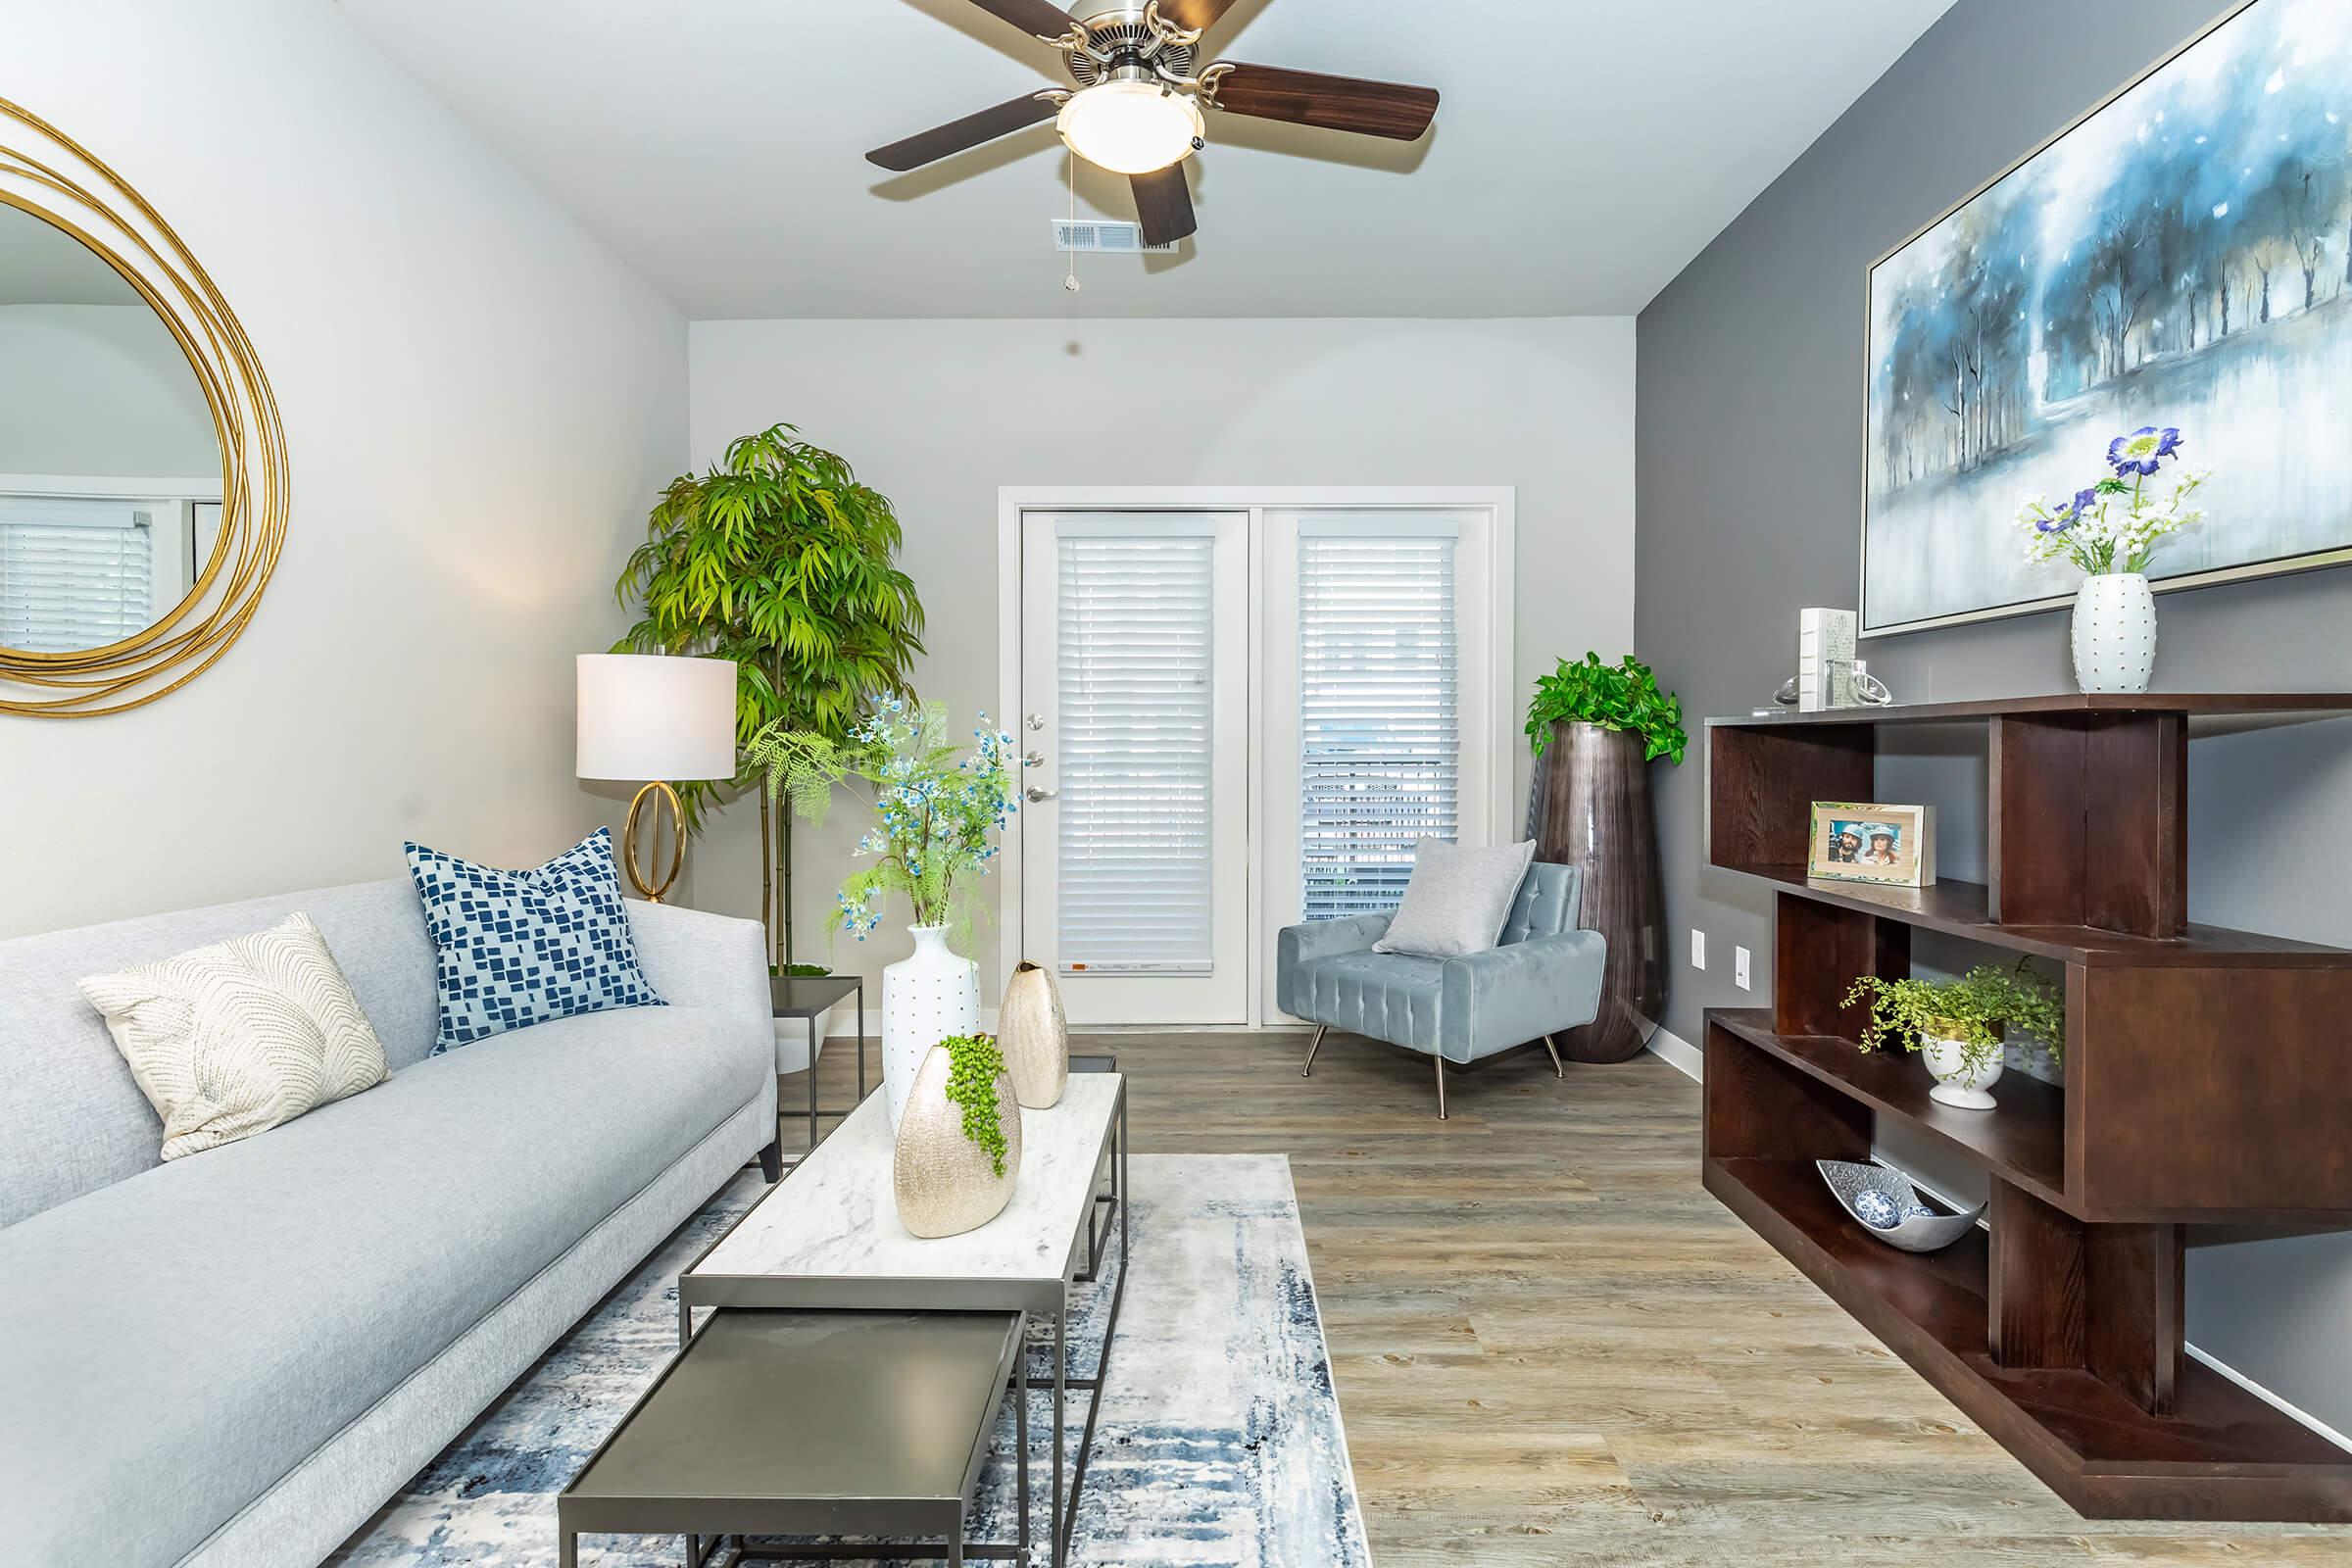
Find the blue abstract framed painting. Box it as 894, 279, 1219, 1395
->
1862, 0, 2352, 635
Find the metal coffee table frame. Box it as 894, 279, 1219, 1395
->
678, 1060, 1127, 1568
559, 1306, 1031, 1568
770, 974, 867, 1170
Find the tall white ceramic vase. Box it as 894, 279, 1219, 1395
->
2071, 572, 2157, 694
882, 924, 979, 1131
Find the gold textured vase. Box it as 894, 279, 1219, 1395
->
892, 1045, 1023, 1239
998, 960, 1069, 1109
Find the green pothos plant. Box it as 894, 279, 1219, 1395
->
938, 1033, 1010, 1178
1841, 960, 2066, 1078
613, 422, 925, 974
1526, 652, 1689, 764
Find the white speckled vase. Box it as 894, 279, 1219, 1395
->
882, 924, 979, 1131
892, 1045, 1021, 1239
2071, 572, 2157, 694
998, 960, 1068, 1108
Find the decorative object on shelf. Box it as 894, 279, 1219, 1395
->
1860, 0, 2333, 638
2016, 425, 2210, 694
1806, 802, 1936, 889
1815, 1159, 1984, 1253
750, 698, 1029, 1127
574, 654, 739, 902
998, 960, 1069, 1109
1797, 609, 1856, 710
0, 98, 288, 717
1829, 660, 1895, 706
1525, 653, 1683, 1063
1841, 960, 2064, 1113
614, 423, 926, 968
892, 1034, 1022, 1239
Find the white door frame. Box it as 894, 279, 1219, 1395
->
997, 485, 1517, 1028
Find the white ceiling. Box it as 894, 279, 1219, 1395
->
338, 0, 1954, 319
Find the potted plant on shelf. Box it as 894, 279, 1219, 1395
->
612, 422, 926, 977
747, 699, 1032, 1130
1524, 653, 1688, 1064
2014, 425, 2211, 694
1841, 961, 2065, 1111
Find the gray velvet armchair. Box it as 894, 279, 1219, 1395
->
1275, 862, 1607, 1118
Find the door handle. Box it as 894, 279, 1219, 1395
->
1026, 786, 1057, 803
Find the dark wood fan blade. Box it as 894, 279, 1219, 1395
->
963, 0, 1079, 37
1155, 0, 1244, 30
1132, 165, 1198, 246
1206, 63, 1440, 140
866, 94, 1061, 172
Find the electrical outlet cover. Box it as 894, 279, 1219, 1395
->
1736, 946, 1752, 990
1690, 929, 1707, 971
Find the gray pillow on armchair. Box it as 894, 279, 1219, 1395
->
1372, 839, 1539, 958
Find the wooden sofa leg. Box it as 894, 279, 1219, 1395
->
1543, 1034, 1565, 1078
1435, 1055, 1447, 1120
1300, 1024, 1329, 1078
758, 1139, 782, 1183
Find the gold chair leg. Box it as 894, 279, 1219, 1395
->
1300, 1024, 1329, 1078
1544, 1034, 1565, 1078
1435, 1054, 1447, 1120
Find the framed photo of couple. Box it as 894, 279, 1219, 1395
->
1808, 802, 1936, 889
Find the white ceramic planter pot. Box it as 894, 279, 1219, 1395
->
892, 1044, 1021, 1239
1921, 1034, 2002, 1111
997, 960, 1068, 1109
881, 924, 979, 1131
2071, 572, 2157, 694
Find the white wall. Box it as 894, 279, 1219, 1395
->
687, 316, 1637, 999
0, 304, 220, 476
0, 0, 686, 938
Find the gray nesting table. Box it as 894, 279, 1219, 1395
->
560, 1058, 1127, 1566
558, 1307, 1028, 1567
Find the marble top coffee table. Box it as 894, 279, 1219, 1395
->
678, 1063, 1127, 1568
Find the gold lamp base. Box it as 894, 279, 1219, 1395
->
622, 780, 687, 903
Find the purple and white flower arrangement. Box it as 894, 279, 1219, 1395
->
2014, 424, 2210, 577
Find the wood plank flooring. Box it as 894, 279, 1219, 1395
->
788, 1031, 2351, 1565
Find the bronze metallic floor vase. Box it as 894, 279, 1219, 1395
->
1528, 720, 1667, 1063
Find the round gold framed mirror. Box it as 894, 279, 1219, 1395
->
0, 96, 285, 716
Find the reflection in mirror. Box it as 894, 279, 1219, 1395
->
0, 201, 222, 655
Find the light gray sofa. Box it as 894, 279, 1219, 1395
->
0, 877, 778, 1568
1277, 861, 1607, 1117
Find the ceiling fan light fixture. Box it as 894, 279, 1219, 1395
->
1055, 77, 1204, 175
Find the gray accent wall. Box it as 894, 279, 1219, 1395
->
1637, 0, 2352, 1439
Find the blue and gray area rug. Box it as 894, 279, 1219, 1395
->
332, 1153, 1368, 1568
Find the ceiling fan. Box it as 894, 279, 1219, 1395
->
866, 0, 1440, 247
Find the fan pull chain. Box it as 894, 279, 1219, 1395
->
1063, 155, 1082, 294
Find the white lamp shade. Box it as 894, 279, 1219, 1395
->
576, 655, 738, 782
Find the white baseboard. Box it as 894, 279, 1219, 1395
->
1644, 1024, 1702, 1082
1641, 1021, 2352, 1457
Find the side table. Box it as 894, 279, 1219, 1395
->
769, 973, 866, 1170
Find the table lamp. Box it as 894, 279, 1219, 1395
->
576, 654, 738, 903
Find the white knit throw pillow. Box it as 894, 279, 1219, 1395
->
78, 911, 388, 1160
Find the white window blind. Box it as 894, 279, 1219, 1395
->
0, 501, 156, 654
1056, 530, 1215, 972
1298, 530, 1459, 920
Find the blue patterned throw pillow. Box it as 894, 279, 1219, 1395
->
405, 827, 663, 1054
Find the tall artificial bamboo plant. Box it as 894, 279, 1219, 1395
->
613, 423, 925, 972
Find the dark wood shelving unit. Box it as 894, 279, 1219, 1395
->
1703, 694, 2352, 1522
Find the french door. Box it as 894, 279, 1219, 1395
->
1018, 512, 1251, 1025
1010, 493, 1510, 1027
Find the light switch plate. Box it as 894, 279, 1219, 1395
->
1735, 946, 1753, 991
1690, 929, 1707, 971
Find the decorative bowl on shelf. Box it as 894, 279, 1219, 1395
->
1815, 1159, 1984, 1253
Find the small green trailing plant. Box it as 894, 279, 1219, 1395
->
1526, 652, 1689, 764
1841, 960, 2066, 1079
746, 697, 1031, 951
938, 1033, 1010, 1177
